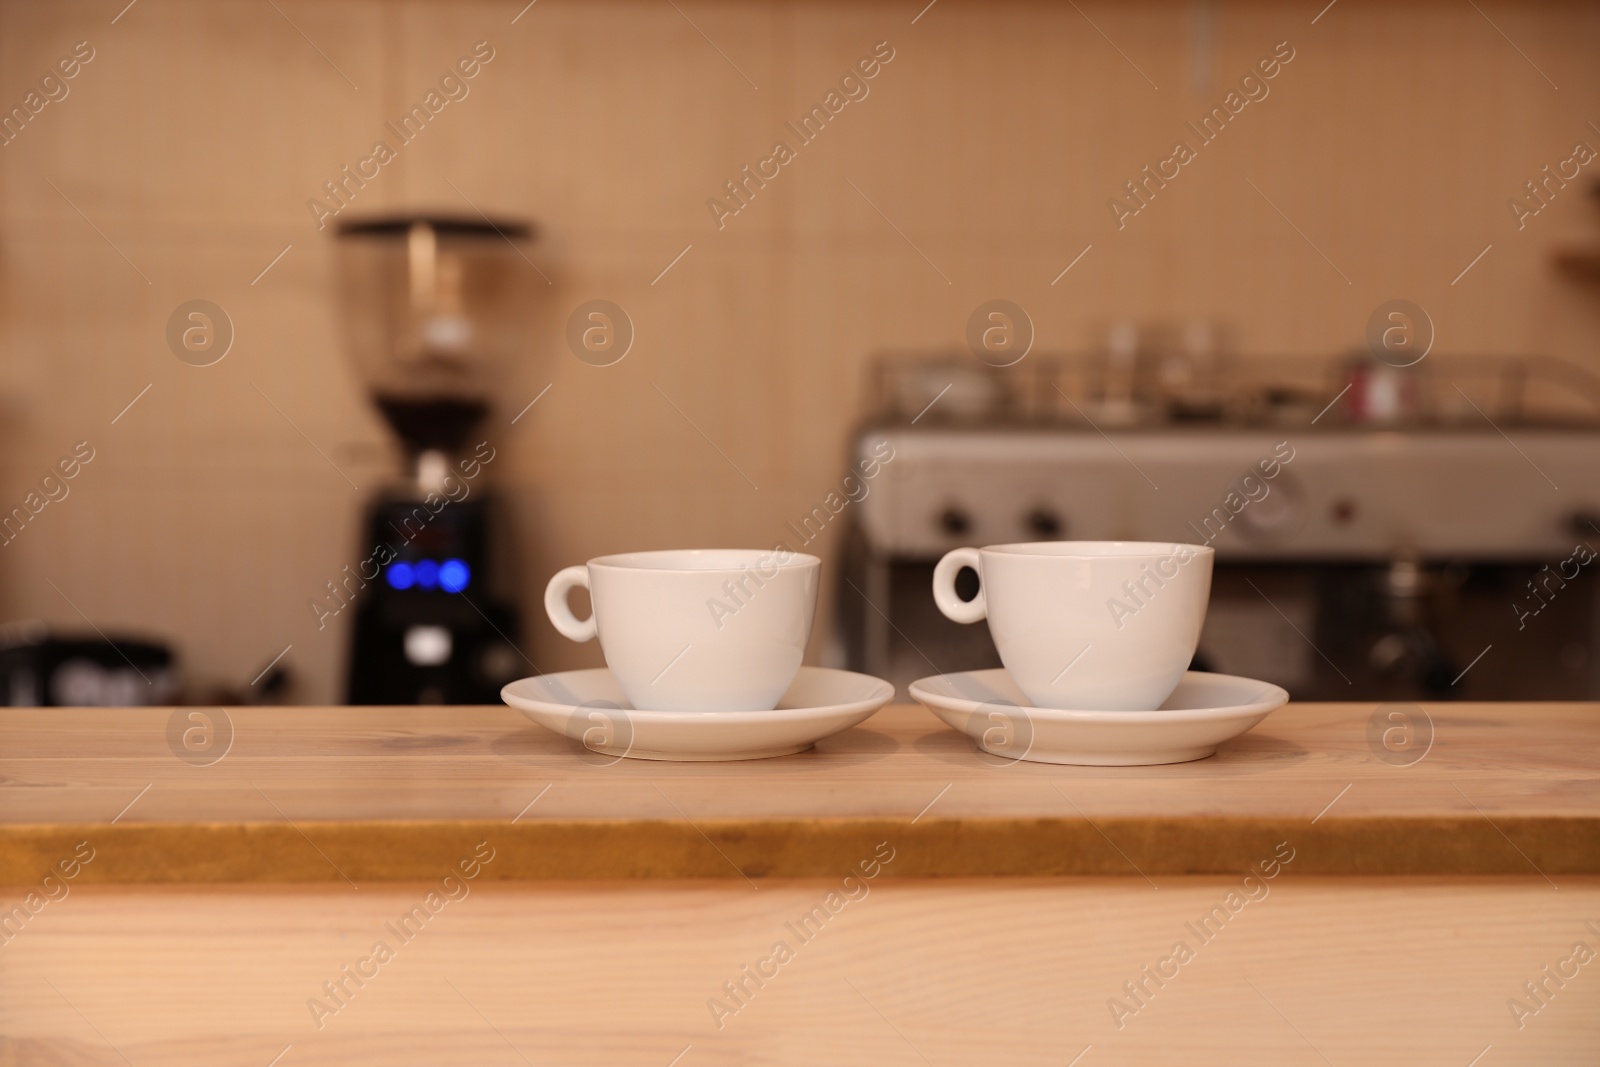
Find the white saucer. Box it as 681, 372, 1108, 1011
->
501, 666, 894, 761
908, 669, 1288, 766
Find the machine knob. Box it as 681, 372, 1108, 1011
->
1233, 471, 1307, 541
1025, 508, 1063, 539
938, 507, 971, 537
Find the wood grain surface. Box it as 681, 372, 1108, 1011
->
1, 701, 1596, 881
1, 878, 1597, 1066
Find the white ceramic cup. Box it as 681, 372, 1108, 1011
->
932, 541, 1214, 711
544, 548, 820, 712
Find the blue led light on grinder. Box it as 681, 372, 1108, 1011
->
384, 558, 471, 593
439, 558, 471, 593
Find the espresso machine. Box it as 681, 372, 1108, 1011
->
333, 214, 537, 704
843, 348, 1600, 702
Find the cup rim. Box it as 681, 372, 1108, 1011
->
980, 540, 1215, 559
587, 548, 822, 574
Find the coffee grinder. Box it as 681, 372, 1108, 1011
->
333, 214, 537, 704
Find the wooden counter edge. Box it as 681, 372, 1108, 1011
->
2, 815, 1596, 883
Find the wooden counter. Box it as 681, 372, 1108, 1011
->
4, 702, 1599, 1064
3, 701, 1596, 882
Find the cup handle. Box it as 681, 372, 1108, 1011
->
932, 547, 986, 624
544, 566, 597, 642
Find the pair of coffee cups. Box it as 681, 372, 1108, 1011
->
545, 541, 1212, 713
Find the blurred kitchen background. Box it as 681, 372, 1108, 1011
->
2, 0, 1599, 706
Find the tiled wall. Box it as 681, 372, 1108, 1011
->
2, 0, 1597, 702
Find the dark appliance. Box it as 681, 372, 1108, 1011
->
333, 214, 537, 704
0, 625, 179, 706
